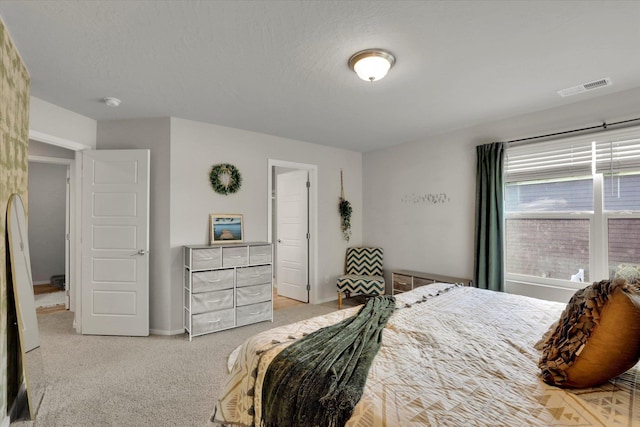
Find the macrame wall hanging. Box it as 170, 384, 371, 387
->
339, 169, 352, 242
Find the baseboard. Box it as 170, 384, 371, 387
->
32, 280, 49, 286
149, 328, 186, 336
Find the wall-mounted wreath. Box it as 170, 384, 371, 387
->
210, 163, 242, 195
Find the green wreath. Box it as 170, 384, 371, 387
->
209, 163, 242, 195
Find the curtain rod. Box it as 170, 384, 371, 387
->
506, 117, 640, 144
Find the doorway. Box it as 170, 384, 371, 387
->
268, 160, 318, 304
28, 160, 69, 312
27, 134, 90, 328
28, 140, 76, 311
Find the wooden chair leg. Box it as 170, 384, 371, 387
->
338, 291, 342, 309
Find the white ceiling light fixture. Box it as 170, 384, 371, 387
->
103, 97, 122, 107
348, 49, 396, 82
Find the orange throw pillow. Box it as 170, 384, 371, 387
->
538, 279, 640, 388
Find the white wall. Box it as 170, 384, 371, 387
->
65, 83, 640, 331
364, 134, 475, 292
29, 96, 97, 148
29, 139, 75, 159
96, 118, 173, 334
27, 162, 67, 284
97, 116, 361, 335
363, 86, 640, 299
170, 118, 363, 329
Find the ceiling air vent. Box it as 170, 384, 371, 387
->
557, 77, 612, 97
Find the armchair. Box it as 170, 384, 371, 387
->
336, 247, 385, 309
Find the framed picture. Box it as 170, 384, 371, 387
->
210, 213, 244, 244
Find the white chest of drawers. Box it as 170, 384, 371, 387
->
183, 242, 273, 340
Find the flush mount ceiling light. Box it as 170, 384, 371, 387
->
103, 97, 121, 107
348, 49, 396, 82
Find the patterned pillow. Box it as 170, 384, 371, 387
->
615, 263, 640, 284
538, 279, 640, 388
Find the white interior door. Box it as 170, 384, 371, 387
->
276, 170, 309, 302
65, 166, 70, 309
81, 150, 149, 336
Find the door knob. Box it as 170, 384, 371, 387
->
277, 239, 282, 243
131, 249, 148, 256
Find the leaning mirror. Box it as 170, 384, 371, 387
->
6, 193, 45, 420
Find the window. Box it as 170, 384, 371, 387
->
505, 126, 640, 289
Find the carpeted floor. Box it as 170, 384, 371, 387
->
12, 296, 364, 427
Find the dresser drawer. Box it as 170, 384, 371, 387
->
192, 308, 235, 335
222, 246, 248, 267
191, 269, 234, 293
249, 245, 272, 264
190, 247, 222, 270
393, 274, 413, 292
236, 301, 272, 327
191, 289, 234, 314
236, 265, 272, 287
237, 283, 271, 306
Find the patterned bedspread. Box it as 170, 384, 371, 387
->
210, 284, 640, 427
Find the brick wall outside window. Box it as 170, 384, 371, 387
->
506, 218, 590, 281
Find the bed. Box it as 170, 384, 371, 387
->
210, 283, 640, 426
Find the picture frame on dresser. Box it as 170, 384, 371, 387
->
210, 213, 244, 244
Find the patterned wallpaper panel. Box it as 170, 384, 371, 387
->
0, 17, 31, 418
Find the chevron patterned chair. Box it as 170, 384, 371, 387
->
337, 247, 385, 309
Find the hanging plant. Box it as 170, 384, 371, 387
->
339, 198, 352, 242
339, 170, 352, 241
209, 163, 242, 195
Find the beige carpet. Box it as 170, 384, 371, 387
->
12, 298, 360, 427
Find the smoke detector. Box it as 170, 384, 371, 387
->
103, 97, 122, 107
557, 78, 612, 97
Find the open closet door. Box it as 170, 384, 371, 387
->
276, 170, 309, 302
81, 150, 150, 336
65, 166, 71, 309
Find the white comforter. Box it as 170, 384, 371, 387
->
211, 284, 640, 426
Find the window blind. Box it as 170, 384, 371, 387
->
594, 127, 640, 175
505, 136, 593, 182
506, 125, 640, 182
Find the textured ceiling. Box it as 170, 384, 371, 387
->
1, 1, 640, 152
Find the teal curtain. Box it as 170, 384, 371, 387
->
474, 142, 505, 291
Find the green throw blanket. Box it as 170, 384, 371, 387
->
261, 295, 396, 427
